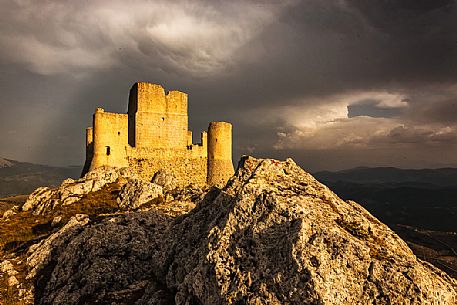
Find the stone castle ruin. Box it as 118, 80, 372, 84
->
82, 82, 234, 186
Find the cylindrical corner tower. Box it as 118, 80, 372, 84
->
207, 121, 234, 187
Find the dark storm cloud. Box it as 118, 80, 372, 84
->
347, 99, 406, 118
0, 0, 456, 170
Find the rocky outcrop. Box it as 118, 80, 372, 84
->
28, 157, 457, 305
32, 212, 172, 305
18, 166, 205, 216
26, 214, 90, 280
21, 166, 138, 215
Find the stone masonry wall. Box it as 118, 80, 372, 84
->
126, 145, 207, 185
89, 109, 129, 171
128, 83, 188, 149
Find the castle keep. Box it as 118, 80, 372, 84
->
82, 82, 234, 186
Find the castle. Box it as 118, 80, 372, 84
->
82, 82, 234, 186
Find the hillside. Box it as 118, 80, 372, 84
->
314, 167, 457, 231
0, 158, 81, 197
315, 167, 457, 186
0, 158, 456, 304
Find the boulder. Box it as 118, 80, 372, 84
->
152, 169, 177, 192
163, 157, 457, 304
117, 178, 163, 210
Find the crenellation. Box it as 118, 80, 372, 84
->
82, 82, 233, 187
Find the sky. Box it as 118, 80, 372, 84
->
0, 0, 457, 172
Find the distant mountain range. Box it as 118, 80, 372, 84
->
0, 158, 81, 197
314, 167, 457, 232
314, 167, 457, 187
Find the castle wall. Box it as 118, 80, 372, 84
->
86, 127, 93, 148
125, 131, 208, 185
89, 108, 129, 171
126, 147, 208, 185
207, 122, 234, 186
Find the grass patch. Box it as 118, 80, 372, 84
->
0, 183, 121, 256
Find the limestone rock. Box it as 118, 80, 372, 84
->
161, 156, 457, 304
152, 169, 177, 192
1, 205, 19, 220
0, 260, 18, 276
26, 214, 90, 280
117, 178, 163, 210
34, 211, 172, 305
21, 166, 136, 215
7, 275, 19, 286
169, 183, 208, 203
21, 186, 57, 215
51, 216, 62, 228
26, 157, 457, 304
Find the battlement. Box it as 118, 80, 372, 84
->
83, 82, 234, 187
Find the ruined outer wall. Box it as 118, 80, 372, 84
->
126, 137, 208, 185
81, 127, 94, 176
89, 108, 129, 171
207, 122, 234, 186
128, 82, 188, 149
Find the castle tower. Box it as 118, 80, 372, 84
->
207, 122, 234, 186
89, 108, 129, 171
128, 82, 188, 149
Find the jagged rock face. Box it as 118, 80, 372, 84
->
34, 212, 172, 305
27, 214, 91, 281
162, 157, 457, 304
31, 157, 457, 304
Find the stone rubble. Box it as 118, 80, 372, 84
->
0, 260, 19, 288
152, 169, 178, 192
